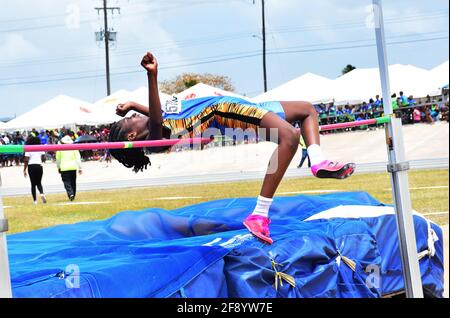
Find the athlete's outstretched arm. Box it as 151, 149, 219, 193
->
116, 101, 149, 117
141, 52, 164, 140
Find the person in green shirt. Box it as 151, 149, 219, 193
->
56, 136, 82, 201
391, 93, 399, 110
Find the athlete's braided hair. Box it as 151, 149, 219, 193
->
108, 120, 150, 173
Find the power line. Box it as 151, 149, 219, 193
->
0, 0, 235, 33
1, 31, 446, 82
0, 7, 446, 34
0, 35, 447, 87
0, 12, 447, 69
1, 29, 446, 80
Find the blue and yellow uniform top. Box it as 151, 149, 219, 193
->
161, 96, 285, 138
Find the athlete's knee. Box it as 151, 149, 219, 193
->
281, 127, 300, 150
303, 102, 317, 118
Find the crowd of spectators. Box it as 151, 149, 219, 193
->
314, 91, 449, 133
1, 126, 111, 167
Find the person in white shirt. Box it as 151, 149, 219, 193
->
1, 134, 10, 145
23, 136, 47, 205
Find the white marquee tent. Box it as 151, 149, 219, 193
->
88, 89, 133, 125
88, 88, 175, 125
2, 95, 94, 131
253, 73, 334, 103
252, 62, 447, 106
130, 86, 171, 106
331, 64, 439, 105
429, 60, 449, 89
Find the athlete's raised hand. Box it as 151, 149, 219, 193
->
116, 102, 134, 117
141, 52, 158, 75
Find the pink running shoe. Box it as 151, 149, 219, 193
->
243, 215, 273, 245
311, 160, 356, 179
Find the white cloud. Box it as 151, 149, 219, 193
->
0, 33, 41, 60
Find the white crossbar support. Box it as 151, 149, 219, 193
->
373, 0, 424, 298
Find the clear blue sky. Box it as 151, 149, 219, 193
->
0, 0, 448, 118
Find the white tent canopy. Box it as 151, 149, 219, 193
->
0, 122, 6, 132
429, 60, 449, 89
254, 73, 334, 103
389, 64, 439, 99
130, 86, 171, 106
177, 83, 250, 101
88, 89, 132, 125
88, 88, 174, 125
331, 64, 438, 105
2, 95, 94, 131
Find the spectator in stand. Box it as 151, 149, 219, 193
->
413, 108, 421, 123
317, 103, 328, 126
391, 93, 398, 110
58, 128, 67, 140
423, 95, 437, 124
327, 104, 337, 124
1, 133, 10, 145
336, 106, 345, 123
38, 130, 48, 145
360, 102, 368, 113
344, 104, 355, 123
374, 95, 383, 110
440, 102, 449, 122
430, 103, 440, 122
422, 106, 433, 124
101, 127, 110, 141
47, 130, 57, 144
356, 113, 368, 130
366, 99, 378, 129
30, 128, 38, 138
399, 91, 409, 106
13, 132, 25, 166
400, 94, 414, 124
368, 98, 374, 109
1, 134, 11, 167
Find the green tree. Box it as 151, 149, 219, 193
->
341, 64, 356, 75
160, 73, 235, 94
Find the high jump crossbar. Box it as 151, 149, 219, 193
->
0, 118, 391, 154
0, 138, 213, 154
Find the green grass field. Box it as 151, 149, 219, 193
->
3, 169, 448, 234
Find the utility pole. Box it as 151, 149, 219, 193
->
95, 0, 120, 96
261, 0, 267, 92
